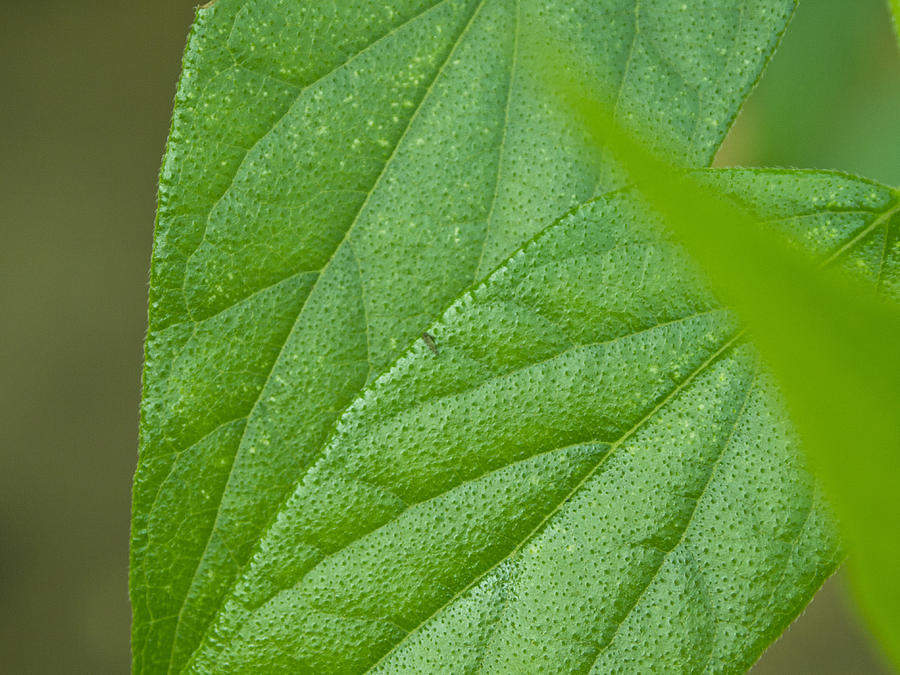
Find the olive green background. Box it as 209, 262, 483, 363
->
0, 1, 896, 673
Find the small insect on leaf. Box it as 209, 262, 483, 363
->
422, 332, 438, 356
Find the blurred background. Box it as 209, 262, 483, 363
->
0, 0, 896, 673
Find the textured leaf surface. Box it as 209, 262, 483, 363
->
131, 1, 797, 672
178, 169, 898, 674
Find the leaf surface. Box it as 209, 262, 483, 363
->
182, 169, 898, 674
132, 1, 797, 672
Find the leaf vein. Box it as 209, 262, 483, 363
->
172, 0, 454, 328
474, 0, 519, 281
585, 367, 758, 671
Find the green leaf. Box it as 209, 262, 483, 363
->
180, 169, 896, 674
132, 1, 798, 672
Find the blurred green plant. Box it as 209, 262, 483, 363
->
132, 1, 899, 673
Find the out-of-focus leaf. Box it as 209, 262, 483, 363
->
131, 1, 800, 672
546, 65, 900, 668
180, 169, 896, 674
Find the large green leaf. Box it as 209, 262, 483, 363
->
131, 1, 798, 672
179, 169, 896, 673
